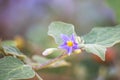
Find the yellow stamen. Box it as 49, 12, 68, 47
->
67, 41, 73, 47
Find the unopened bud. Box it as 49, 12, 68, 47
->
74, 49, 82, 54
76, 36, 81, 43
76, 36, 84, 44
42, 48, 57, 56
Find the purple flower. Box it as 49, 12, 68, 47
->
59, 34, 79, 55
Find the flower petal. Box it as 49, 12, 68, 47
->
68, 47, 72, 55
61, 34, 70, 41
73, 45, 78, 49
71, 34, 76, 42
59, 44, 68, 50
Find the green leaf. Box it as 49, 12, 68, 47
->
1, 41, 16, 47
83, 25, 120, 47
2, 46, 22, 56
0, 56, 35, 80
48, 21, 75, 44
0, 40, 23, 57
84, 44, 106, 61
2, 46, 26, 60
82, 25, 120, 61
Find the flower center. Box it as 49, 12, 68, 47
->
67, 41, 73, 47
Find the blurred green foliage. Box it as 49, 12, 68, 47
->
107, 0, 120, 23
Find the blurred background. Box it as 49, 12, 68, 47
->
0, 0, 120, 80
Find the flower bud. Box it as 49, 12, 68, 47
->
76, 36, 85, 44
73, 49, 82, 54
42, 48, 57, 56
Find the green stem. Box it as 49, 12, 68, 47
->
33, 53, 67, 70
35, 72, 43, 80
